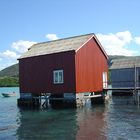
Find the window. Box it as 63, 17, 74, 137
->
53, 70, 64, 84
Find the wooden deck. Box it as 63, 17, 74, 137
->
104, 87, 140, 90
84, 94, 102, 99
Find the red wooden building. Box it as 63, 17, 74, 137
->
18, 33, 108, 107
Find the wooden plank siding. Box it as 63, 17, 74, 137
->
111, 68, 140, 88
19, 51, 76, 94
75, 37, 108, 93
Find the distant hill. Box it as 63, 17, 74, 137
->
0, 55, 127, 78
0, 63, 19, 77
0, 55, 137, 87
0, 64, 19, 87
0, 55, 128, 87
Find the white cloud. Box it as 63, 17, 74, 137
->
0, 40, 36, 70
0, 61, 17, 71
45, 34, 59, 40
11, 40, 36, 53
116, 31, 132, 44
134, 37, 140, 45
97, 31, 137, 56
0, 50, 19, 70
0, 50, 20, 59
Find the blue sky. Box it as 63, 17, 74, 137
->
0, 0, 140, 70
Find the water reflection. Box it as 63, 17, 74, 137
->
76, 105, 107, 140
1, 94, 139, 140
1, 88, 140, 140
0, 97, 20, 140
17, 109, 78, 140
16, 104, 107, 140
104, 96, 140, 140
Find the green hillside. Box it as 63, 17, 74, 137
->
0, 64, 19, 87
0, 77, 19, 87
0, 63, 19, 77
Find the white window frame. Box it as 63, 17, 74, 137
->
53, 70, 64, 84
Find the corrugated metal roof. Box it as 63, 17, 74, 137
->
110, 56, 140, 69
19, 33, 94, 59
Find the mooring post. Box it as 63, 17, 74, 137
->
134, 65, 139, 106
133, 90, 137, 105
39, 95, 41, 106
138, 90, 140, 108
45, 94, 48, 108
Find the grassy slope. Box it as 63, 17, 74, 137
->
0, 64, 19, 87
0, 77, 19, 87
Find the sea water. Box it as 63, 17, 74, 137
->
0, 87, 140, 140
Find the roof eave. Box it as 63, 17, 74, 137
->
75, 34, 108, 60
18, 50, 76, 60
75, 34, 94, 53
93, 34, 109, 60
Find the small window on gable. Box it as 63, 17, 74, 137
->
53, 70, 64, 84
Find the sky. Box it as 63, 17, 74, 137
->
0, 0, 140, 70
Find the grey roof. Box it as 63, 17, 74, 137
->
110, 56, 140, 69
20, 34, 94, 59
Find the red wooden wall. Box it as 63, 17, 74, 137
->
19, 36, 108, 95
19, 51, 76, 94
75, 37, 108, 93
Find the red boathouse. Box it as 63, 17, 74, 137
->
18, 33, 108, 107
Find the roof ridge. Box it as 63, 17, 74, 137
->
20, 33, 108, 59
110, 56, 140, 69
112, 56, 140, 61
33, 33, 94, 46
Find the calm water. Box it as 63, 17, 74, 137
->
0, 87, 140, 140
